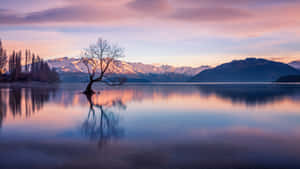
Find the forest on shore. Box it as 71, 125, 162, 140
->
0, 40, 59, 83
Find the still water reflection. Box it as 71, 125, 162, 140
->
82, 94, 124, 148
0, 83, 300, 169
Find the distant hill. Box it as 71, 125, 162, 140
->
289, 61, 300, 70
190, 58, 300, 82
276, 75, 300, 82
47, 57, 210, 82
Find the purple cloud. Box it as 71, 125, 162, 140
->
0, 0, 300, 39
127, 0, 171, 14
169, 7, 252, 22
0, 5, 129, 25
174, 0, 298, 6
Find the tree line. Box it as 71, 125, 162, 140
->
0, 39, 59, 82
0, 87, 57, 128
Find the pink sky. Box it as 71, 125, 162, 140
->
1, 0, 300, 66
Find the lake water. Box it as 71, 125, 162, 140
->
1, 83, 300, 169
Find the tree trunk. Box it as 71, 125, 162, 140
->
84, 80, 95, 95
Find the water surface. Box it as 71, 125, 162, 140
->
1, 83, 300, 169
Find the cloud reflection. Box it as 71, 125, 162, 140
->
0, 84, 300, 168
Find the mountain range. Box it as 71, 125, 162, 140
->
289, 61, 300, 69
47, 57, 210, 82
47, 57, 300, 82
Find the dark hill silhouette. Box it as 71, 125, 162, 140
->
190, 58, 300, 82
276, 75, 300, 82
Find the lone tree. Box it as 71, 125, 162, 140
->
0, 40, 7, 75
81, 38, 126, 95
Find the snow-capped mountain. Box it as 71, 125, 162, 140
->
289, 61, 300, 70
47, 57, 210, 76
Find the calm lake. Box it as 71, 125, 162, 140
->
1, 83, 300, 169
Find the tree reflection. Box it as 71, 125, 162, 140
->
0, 89, 7, 128
0, 87, 57, 128
9, 88, 21, 117
82, 94, 125, 148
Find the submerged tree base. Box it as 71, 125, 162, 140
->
83, 90, 95, 95
83, 81, 95, 95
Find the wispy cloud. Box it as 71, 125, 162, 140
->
1, 0, 300, 36
1, 0, 300, 65
127, 0, 172, 14
169, 7, 252, 22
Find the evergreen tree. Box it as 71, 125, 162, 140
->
0, 40, 7, 75
9, 51, 16, 79
25, 49, 31, 72
0, 39, 60, 82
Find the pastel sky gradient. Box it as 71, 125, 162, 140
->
1, 0, 300, 66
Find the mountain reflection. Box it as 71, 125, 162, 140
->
82, 94, 124, 148
1, 84, 300, 169
1, 84, 300, 131
197, 84, 300, 106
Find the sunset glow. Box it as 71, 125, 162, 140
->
1, 1, 300, 168
1, 0, 300, 66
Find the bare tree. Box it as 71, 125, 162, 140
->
81, 38, 126, 95
0, 40, 7, 75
